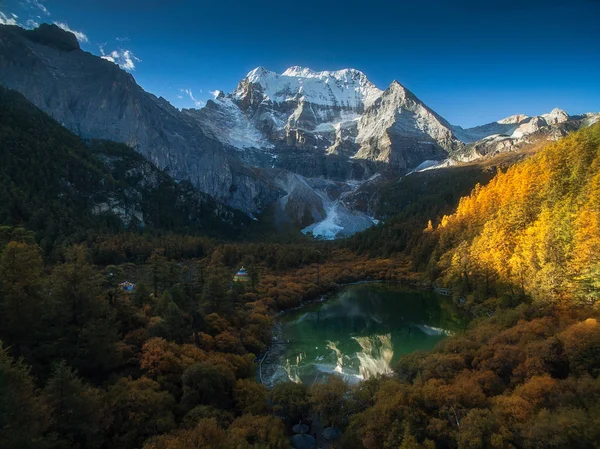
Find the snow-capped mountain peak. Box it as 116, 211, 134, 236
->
542, 108, 569, 124
282, 66, 374, 84
282, 66, 317, 77
211, 67, 463, 171
245, 66, 276, 83
234, 66, 382, 109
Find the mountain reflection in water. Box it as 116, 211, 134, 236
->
263, 284, 466, 387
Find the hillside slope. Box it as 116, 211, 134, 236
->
0, 86, 248, 253
433, 122, 600, 307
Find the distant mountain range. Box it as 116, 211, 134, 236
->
1, 23, 597, 238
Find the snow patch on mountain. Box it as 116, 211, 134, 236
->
407, 159, 457, 174
541, 108, 569, 125
302, 201, 345, 239
584, 113, 600, 126
187, 97, 273, 150
497, 114, 530, 125
313, 114, 361, 133
406, 159, 440, 174
452, 122, 520, 143
302, 200, 377, 240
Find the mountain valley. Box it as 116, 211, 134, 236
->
0, 23, 598, 239
1, 4, 600, 449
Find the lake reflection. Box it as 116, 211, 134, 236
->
262, 284, 466, 386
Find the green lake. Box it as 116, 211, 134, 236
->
262, 283, 467, 386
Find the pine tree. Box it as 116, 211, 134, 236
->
44, 361, 105, 448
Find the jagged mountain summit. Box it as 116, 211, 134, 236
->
189, 65, 464, 179
0, 23, 598, 239
237, 66, 383, 109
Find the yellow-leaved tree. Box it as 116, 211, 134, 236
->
432, 123, 600, 306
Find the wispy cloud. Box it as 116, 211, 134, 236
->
180, 88, 205, 108
54, 21, 88, 43
100, 46, 140, 72
115, 36, 130, 42
210, 90, 223, 98
26, 0, 50, 16
0, 11, 20, 26
26, 18, 39, 28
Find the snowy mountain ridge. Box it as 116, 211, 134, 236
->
441, 107, 600, 165
235, 65, 383, 110
223, 66, 599, 164
196, 66, 464, 181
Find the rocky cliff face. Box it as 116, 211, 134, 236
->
353, 81, 460, 168
0, 84, 250, 239
0, 24, 283, 215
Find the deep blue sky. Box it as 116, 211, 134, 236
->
2, 0, 599, 127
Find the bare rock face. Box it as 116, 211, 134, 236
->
0, 24, 282, 215
353, 81, 460, 168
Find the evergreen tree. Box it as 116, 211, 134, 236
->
44, 361, 105, 449
0, 343, 51, 449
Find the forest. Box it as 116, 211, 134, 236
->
0, 86, 249, 259
1, 87, 600, 449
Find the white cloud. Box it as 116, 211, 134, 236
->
100, 48, 140, 72
54, 21, 88, 43
26, 0, 50, 16
0, 11, 20, 25
26, 19, 39, 28
176, 95, 183, 99
210, 90, 222, 98
115, 37, 130, 42
180, 88, 205, 108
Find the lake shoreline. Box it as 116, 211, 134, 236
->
275, 278, 431, 317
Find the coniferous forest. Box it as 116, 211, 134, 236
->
2, 83, 600, 449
